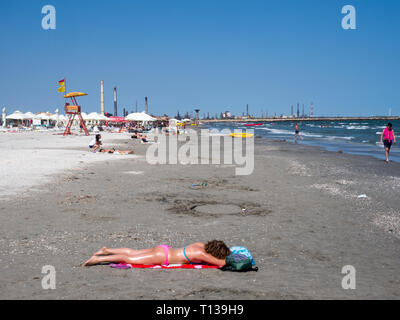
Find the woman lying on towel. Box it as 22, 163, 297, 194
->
131, 132, 149, 143
83, 240, 231, 267
98, 148, 134, 155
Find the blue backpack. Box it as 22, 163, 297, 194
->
221, 254, 258, 272
230, 246, 256, 265
221, 247, 258, 272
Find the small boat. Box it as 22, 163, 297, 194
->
229, 133, 255, 138
244, 123, 263, 127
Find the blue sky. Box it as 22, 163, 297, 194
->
0, 0, 399, 117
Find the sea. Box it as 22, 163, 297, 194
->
206, 119, 400, 163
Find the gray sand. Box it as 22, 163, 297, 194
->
1, 136, 399, 299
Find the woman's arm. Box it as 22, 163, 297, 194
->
198, 252, 226, 267
381, 131, 384, 144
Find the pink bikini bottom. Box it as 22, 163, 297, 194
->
158, 245, 171, 265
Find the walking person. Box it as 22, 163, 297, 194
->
380, 122, 396, 163
294, 124, 302, 143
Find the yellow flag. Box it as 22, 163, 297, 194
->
58, 84, 65, 93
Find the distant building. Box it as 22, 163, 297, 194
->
222, 111, 232, 118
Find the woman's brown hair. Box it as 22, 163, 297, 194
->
205, 240, 231, 259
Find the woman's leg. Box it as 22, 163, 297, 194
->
83, 254, 132, 266
94, 247, 155, 256
385, 147, 389, 162
83, 248, 164, 266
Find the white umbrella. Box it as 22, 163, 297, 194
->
34, 112, 51, 120
96, 113, 108, 121
125, 112, 156, 122
23, 112, 35, 120
6, 110, 25, 120
50, 114, 59, 121
87, 112, 100, 120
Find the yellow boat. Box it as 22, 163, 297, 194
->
229, 133, 254, 138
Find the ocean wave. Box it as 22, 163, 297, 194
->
346, 125, 369, 130
325, 136, 355, 141
259, 128, 293, 135
301, 133, 324, 138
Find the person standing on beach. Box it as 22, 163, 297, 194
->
294, 124, 301, 143
380, 123, 396, 163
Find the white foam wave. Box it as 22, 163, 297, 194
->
325, 136, 355, 141
346, 125, 369, 130
301, 133, 324, 138
259, 128, 293, 135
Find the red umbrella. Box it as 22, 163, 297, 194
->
108, 116, 128, 123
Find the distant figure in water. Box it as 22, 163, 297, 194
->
380, 122, 396, 163
82, 240, 231, 267
294, 124, 302, 143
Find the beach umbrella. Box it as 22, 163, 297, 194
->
108, 116, 127, 122
125, 112, 156, 122
96, 113, 108, 121
80, 112, 89, 120
23, 112, 35, 120
87, 112, 99, 120
6, 110, 25, 120
34, 112, 51, 120
50, 114, 59, 121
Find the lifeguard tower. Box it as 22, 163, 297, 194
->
63, 92, 89, 136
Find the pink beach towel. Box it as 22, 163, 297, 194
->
110, 263, 219, 269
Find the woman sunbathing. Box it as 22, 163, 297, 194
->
89, 134, 102, 152
131, 132, 149, 143
99, 148, 134, 155
83, 240, 231, 267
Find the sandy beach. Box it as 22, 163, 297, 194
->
0, 131, 399, 299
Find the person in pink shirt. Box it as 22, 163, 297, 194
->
380, 123, 396, 163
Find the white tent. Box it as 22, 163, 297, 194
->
6, 110, 25, 120
125, 112, 156, 122
80, 112, 89, 120
50, 114, 60, 121
34, 112, 52, 120
23, 112, 35, 120
96, 113, 108, 121
87, 112, 100, 120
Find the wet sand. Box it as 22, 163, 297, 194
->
0, 133, 399, 299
